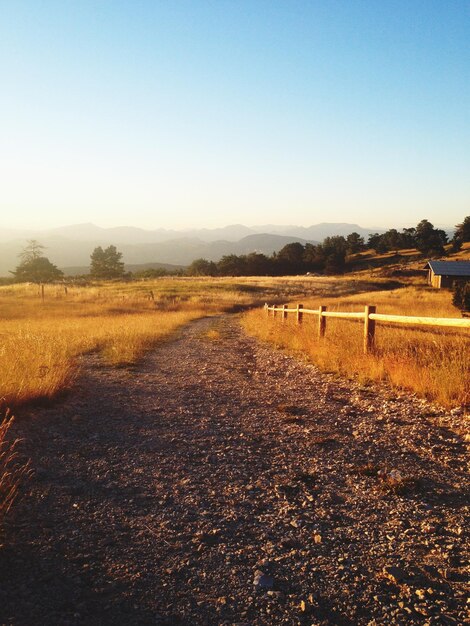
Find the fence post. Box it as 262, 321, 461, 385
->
297, 303, 303, 324
282, 304, 288, 321
318, 305, 326, 338
364, 305, 376, 354
273, 305, 277, 319
265, 303, 269, 317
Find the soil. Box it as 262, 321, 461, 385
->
1, 315, 468, 625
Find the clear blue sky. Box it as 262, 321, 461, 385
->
0, 0, 469, 230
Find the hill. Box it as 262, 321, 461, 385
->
0, 230, 315, 276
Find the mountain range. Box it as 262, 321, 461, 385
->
0, 222, 387, 276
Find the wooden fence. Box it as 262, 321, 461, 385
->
264, 303, 470, 354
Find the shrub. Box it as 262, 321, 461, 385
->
452, 281, 470, 312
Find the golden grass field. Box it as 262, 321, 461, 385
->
242, 279, 469, 408
0, 278, 266, 408
1, 269, 468, 410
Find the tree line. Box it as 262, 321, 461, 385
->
8, 216, 470, 283
188, 217, 470, 277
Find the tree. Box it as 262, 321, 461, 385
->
303, 243, 324, 271
367, 232, 387, 253
318, 236, 347, 274
19, 239, 45, 262
415, 219, 447, 256
275, 242, 305, 274
452, 281, 470, 312
11, 240, 63, 283
451, 216, 470, 251
244, 253, 272, 276
188, 258, 218, 276
90, 245, 125, 279
346, 232, 365, 254
216, 254, 247, 276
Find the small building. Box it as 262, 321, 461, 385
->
425, 260, 470, 289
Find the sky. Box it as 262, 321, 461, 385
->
0, 0, 469, 231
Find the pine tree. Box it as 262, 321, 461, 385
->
11, 240, 63, 283
90, 245, 125, 279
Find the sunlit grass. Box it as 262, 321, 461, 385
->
0, 281, 227, 407
0, 411, 31, 538
243, 285, 470, 408
3, 275, 468, 409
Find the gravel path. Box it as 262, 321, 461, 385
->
1, 315, 468, 626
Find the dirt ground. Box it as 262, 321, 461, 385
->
1, 315, 468, 625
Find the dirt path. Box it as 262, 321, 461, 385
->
1, 315, 468, 626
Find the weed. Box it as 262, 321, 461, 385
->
0, 410, 31, 541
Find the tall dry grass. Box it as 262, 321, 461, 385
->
0, 282, 222, 407
243, 285, 470, 408
0, 411, 30, 539
2, 275, 320, 407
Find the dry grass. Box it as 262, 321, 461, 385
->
1, 275, 324, 408
0, 411, 31, 539
0, 281, 226, 407
3, 272, 469, 409
242, 284, 470, 408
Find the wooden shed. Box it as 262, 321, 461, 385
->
425, 260, 470, 289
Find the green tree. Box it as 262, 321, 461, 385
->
244, 253, 272, 276
90, 245, 125, 279
11, 240, 63, 283
187, 258, 218, 276
320, 236, 347, 274
346, 232, 365, 254
303, 243, 324, 271
367, 232, 387, 253
451, 216, 470, 251
452, 281, 470, 312
216, 254, 247, 276
275, 242, 305, 274
415, 219, 447, 256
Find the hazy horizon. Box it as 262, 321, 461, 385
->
0, 217, 461, 235
1, 2, 469, 231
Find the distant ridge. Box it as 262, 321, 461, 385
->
0, 220, 453, 277
0, 221, 383, 245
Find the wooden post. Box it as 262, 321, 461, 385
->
318, 305, 326, 338
273, 305, 277, 319
41, 283, 45, 302
297, 303, 303, 324
64, 285, 68, 296
282, 304, 288, 321
364, 305, 376, 354
265, 303, 269, 317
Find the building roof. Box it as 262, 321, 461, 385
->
426, 260, 470, 276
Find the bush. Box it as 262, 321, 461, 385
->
452, 281, 470, 312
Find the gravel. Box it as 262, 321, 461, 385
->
1, 315, 468, 625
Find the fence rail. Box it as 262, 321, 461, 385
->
264, 303, 470, 354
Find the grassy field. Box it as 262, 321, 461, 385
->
0, 276, 324, 408
242, 280, 469, 408
0, 279, 243, 408
1, 272, 468, 410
